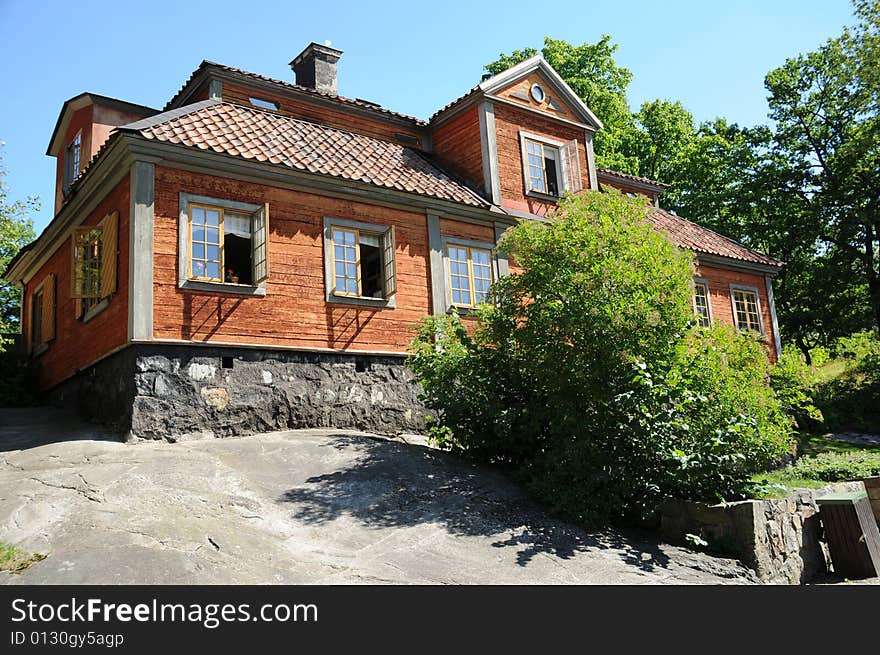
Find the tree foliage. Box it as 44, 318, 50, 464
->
0, 145, 38, 337
409, 192, 791, 524
483, 1, 880, 352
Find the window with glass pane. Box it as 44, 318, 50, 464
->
733, 289, 762, 333
448, 245, 493, 307
694, 281, 711, 327
190, 205, 222, 281
64, 133, 82, 191
471, 248, 492, 303
448, 246, 472, 306
332, 228, 360, 296
526, 140, 547, 194
79, 229, 103, 313
525, 138, 561, 196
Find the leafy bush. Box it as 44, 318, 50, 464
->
409, 191, 792, 524
787, 451, 880, 482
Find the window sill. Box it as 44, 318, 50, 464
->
447, 305, 486, 317
31, 342, 49, 358
82, 298, 110, 323
180, 280, 267, 296
326, 293, 396, 309
524, 189, 561, 202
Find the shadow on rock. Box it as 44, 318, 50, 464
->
279, 435, 679, 572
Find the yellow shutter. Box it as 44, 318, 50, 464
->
100, 211, 118, 297
42, 274, 55, 341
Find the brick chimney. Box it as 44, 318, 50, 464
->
290, 42, 342, 95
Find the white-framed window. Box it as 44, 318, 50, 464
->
730, 285, 764, 335
63, 131, 82, 194
177, 194, 269, 296
71, 211, 118, 321
323, 217, 397, 307
519, 131, 582, 198
443, 239, 495, 309
693, 278, 712, 328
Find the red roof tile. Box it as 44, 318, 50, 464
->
649, 207, 781, 267
129, 101, 488, 207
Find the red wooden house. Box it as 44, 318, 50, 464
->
3, 44, 783, 439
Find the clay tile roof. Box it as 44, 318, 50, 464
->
125, 101, 488, 207
649, 207, 782, 268
429, 85, 481, 122
165, 61, 427, 126
597, 167, 670, 190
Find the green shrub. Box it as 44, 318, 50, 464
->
409, 191, 792, 525
787, 451, 880, 482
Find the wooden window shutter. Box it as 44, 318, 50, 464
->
562, 140, 582, 193
42, 274, 56, 342
382, 225, 397, 299
100, 211, 118, 298
251, 203, 269, 285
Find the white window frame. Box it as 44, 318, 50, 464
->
519, 131, 567, 199
729, 284, 765, 336
63, 130, 82, 195
693, 277, 713, 328
441, 236, 499, 311
322, 216, 397, 308
177, 193, 268, 296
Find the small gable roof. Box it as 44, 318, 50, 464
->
479, 56, 603, 130
45, 92, 157, 156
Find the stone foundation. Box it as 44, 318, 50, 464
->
660, 481, 866, 584
46, 344, 428, 440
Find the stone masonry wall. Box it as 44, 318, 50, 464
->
46, 346, 137, 432
130, 345, 427, 441
660, 481, 865, 584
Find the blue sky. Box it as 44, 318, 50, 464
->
0, 0, 856, 232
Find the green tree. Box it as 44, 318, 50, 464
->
628, 99, 696, 183
761, 0, 880, 339
0, 145, 38, 339
409, 191, 791, 523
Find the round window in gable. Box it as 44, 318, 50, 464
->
530, 83, 546, 103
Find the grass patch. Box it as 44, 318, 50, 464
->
750, 432, 880, 498
0, 542, 45, 574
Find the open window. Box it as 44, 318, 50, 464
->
178, 195, 269, 295
520, 132, 582, 198
71, 211, 117, 320
323, 218, 397, 306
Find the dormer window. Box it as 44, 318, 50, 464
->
525, 138, 561, 196
63, 131, 82, 194
519, 132, 582, 199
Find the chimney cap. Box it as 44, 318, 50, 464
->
289, 42, 343, 68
